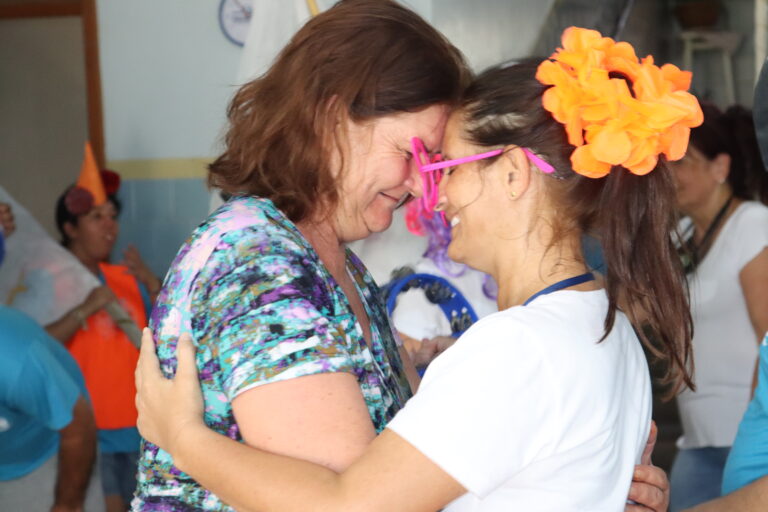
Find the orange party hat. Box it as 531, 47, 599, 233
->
76, 142, 106, 205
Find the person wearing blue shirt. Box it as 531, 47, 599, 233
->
683, 337, 768, 512
0, 305, 100, 511
0, 202, 100, 511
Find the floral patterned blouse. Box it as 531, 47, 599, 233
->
132, 196, 412, 511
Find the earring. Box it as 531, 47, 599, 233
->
510, 191, 517, 199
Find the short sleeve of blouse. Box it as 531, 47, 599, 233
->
731, 203, 768, 271
386, 315, 558, 498
190, 228, 356, 401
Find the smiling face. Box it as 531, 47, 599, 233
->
331, 104, 450, 242
669, 145, 728, 215
437, 112, 508, 271
65, 201, 119, 263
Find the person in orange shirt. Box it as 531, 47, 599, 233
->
47, 168, 160, 512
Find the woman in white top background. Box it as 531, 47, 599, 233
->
134, 28, 697, 511
669, 101, 768, 511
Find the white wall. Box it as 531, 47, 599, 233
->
431, 0, 555, 71
97, 0, 242, 161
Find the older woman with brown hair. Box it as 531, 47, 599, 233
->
132, 1, 466, 509
133, 4, 670, 511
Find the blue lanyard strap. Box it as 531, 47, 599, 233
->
523, 272, 595, 306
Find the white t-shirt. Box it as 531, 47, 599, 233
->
392, 259, 498, 340
388, 289, 652, 511
677, 201, 768, 449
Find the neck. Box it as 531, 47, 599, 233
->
686, 186, 734, 239
295, 219, 347, 277
493, 233, 595, 310
69, 245, 101, 275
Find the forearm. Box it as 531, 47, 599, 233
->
45, 306, 90, 344
398, 345, 421, 393
172, 424, 358, 512
54, 397, 97, 509
684, 476, 768, 512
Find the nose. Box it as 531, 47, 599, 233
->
404, 159, 424, 198
104, 216, 119, 234
434, 173, 448, 212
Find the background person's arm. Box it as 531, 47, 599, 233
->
52, 396, 97, 511
45, 286, 116, 344
683, 475, 768, 512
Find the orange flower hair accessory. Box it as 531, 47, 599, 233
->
536, 27, 703, 178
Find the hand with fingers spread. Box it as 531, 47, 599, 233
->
626, 422, 670, 512
135, 328, 204, 458
122, 245, 161, 298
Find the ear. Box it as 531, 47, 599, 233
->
499, 146, 532, 200
63, 220, 79, 242
711, 153, 731, 184
324, 96, 350, 179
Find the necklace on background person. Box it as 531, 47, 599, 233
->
680, 195, 734, 274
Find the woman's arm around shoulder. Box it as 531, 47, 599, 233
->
136, 331, 465, 512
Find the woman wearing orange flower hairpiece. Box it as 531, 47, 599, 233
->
134, 27, 697, 511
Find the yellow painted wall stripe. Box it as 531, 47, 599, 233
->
107, 157, 212, 180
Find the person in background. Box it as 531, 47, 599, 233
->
669, 102, 768, 511
681, 61, 768, 512
134, 27, 695, 511
683, 475, 768, 512
46, 167, 159, 512
0, 202, 102, 512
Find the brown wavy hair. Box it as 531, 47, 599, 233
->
209, 0, 470, 222
459, 60, 694, 397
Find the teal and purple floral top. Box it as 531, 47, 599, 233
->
132, 196, 412, 511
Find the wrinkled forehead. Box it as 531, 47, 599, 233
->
399, 103, 452, 151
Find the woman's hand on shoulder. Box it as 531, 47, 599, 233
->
134, 328, 205, 459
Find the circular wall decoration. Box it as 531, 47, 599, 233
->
218, 0, 253, 47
